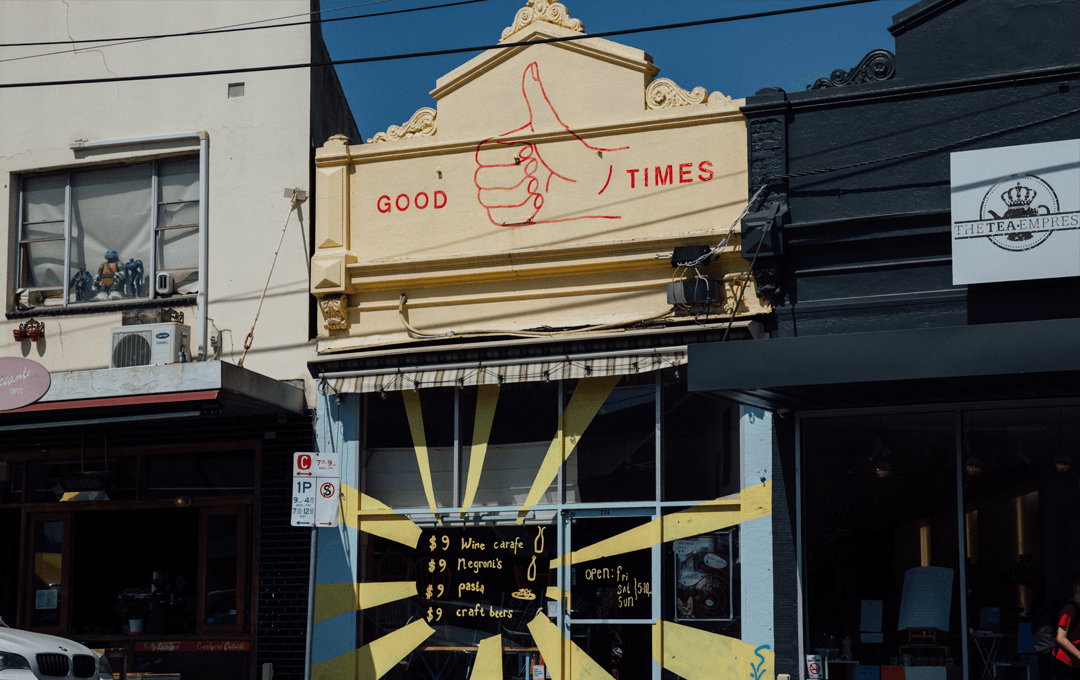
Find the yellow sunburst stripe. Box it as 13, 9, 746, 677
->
359, 619, 435, 680
311, 647, 360, 680
340, 486, 423, 549
652, 620, 774, 680
402, 390, 439, 518
517, 375, 621, 524
461, 384, 500, 517
528, 612, 614, 680
472, 634, 504, 680
314, 582, 417, 624
549, 484, 771, 568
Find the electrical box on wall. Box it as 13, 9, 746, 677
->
110, 322, 190, 368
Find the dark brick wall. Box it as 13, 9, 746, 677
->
255, 412, 316, 680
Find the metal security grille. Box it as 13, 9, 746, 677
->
112, 329, 152, 368
72, 655, 96, 679
35, 653, 69, 677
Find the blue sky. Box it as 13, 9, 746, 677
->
318, 0, 915, 141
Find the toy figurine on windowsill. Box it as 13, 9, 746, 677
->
93, 250, 127, 301
69, 267, 94, 303
123, 258, 144, 298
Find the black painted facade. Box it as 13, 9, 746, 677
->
692, 0, 1080, 677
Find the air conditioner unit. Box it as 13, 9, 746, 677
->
110, 322, 191, 369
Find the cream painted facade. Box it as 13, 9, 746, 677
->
308, 5, 779, 680
1, 0, 348, 400
312, 5, 768, 352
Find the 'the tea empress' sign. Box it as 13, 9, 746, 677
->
951, 139, 1080, 285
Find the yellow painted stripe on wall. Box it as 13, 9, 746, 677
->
359, 582, 417, 610
358, 619, 435, 680
347, 488, 423, 548
550, 484, 771, 568
528, 612, 614, 680
472, 634, 504, 680
314, 582, 359, 624
461, 384, 500, 516
652, 621, 774, 680
517, 375, 621, 524
312, 647, 359, 680
401, 390, 439, 516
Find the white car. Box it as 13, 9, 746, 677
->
0, 617, 111, 680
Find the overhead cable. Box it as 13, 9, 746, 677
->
0, 0, 492, 65
0, 0, 881, 89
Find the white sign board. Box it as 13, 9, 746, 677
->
897, 566, 954, 632
950, 139, 1080, 285
292, 453, 340, 527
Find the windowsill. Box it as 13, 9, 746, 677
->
6, 295, 197, 319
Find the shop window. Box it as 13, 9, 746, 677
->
565, 374, 657, 504
364, 387, 457, 508
145, 451, 255, 499
0, 510, 22, 624
17, 157, 200, 308
662, 375, 739, 502
199, 508, 248, 634
802, 412, 960, 668
0, 461, 24, 504
460, 381, 561, 507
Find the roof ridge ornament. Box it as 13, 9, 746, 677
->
367, 107, 438, 144
646, 77, 709, 110
500, 0, 584, 42
809, 48, 896, 89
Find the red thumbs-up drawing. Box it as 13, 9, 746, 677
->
474, 61, 628, 227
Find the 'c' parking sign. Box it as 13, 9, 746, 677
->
292, 453, 340, 527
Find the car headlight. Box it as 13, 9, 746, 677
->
97, 653, 114, 678
0, 651, 32, 670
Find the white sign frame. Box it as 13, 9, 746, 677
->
951, 139, 1080, 285
292, 452, 340, 527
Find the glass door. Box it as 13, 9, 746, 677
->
565, 509, 659, 680
26, 512, 71, 634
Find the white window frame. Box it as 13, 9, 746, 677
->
17, 155, 202, 308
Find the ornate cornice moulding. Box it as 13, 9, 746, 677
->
646, 77, 707, 109
501, 0, 584, 42
366, 107, 438, 144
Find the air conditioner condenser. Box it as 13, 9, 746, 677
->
110, 322, 191, 368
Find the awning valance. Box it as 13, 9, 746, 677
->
323, 348, 687, 394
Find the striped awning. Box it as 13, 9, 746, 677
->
323, 348, 687, 394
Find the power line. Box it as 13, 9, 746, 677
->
0, 0, 494, 65
0, 0, 394, 48
0, 0, 881, 89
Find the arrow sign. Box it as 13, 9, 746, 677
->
292, 452, 340, 527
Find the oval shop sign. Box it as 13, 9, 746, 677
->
0, 357, 51, 411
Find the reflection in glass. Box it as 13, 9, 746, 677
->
204, 514, 238, 626
802, 412, 959, 664
364, 389, 455, 508
663, 373, 739, 502
566, 375, 657, 503
31, 520, 64, 628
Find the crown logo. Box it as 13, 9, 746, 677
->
1001, 182, 1037, 208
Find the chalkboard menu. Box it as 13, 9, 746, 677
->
410, 524, 555, 643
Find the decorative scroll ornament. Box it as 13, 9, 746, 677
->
809, 48, 896, 89
366, 108, 437, 144
319, 294, 350, 331
645, 77, 709, 110
501, 0, 584, 42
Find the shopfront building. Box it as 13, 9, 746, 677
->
306, 3, 781, 679
0, 362, 312, 679
689, 2, 1080, 680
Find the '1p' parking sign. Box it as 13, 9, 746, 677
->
292, 452, 340, 527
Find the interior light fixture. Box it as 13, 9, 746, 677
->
875, 461, 893, 478
965, 457, 984, 476
1054, 455, 1072, 473
173, 496, 192, 508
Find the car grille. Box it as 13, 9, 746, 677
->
73, 655, 97, 678
36, 653, 70, 677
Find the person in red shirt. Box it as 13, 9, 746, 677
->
1053, 577, 1080, 680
